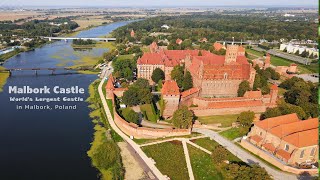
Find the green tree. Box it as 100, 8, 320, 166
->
171, 65, 184, 88
122, 108, 139, 124
89, 140, 118, 170
151, 68, 165, 83
172, 106, 193, 129
237, 80, 251, 97
238, 111, 255, 127
158, 79, 163, 90
182, 71, 193, 91
211, 145, 229, 164
261, 107, 282, 119
133, 78, 150, 89
122, 88, 140, 106
138, 88, 153, 104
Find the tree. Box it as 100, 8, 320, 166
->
182, 71, 193, 91
151, 68, 165, 83
138, 88, 153, 104
121, 108, 139, 124
171, 65, 184, 88
172, 106, 193, 129
88, 140, 118, 170
237, 80, 251, 97
211, 145, 229, 164
261, 107, 282, 119
238, 111, 255, 127
133, 78, 150, 89
158, 79, 163, 90
122, 87, 140, 106
225, 163, 272, 180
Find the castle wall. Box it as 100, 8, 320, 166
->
199, 79, 242, 98
190, 105, 266, 116
163, 94, 180, 118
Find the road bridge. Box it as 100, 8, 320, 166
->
43, 37, 116, 42
0, 67, 75, 76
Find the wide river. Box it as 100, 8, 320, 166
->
0, 21, 132, 180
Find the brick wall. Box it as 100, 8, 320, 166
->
110, 94, 191, 139
190, 105, 267, 116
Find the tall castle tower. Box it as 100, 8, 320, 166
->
225, 45, 239, 64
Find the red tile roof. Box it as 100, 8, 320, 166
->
243, 91, 262, 99
262, 143, 276, 152
250, 135, 263, 143
238, 45, 245, 52
255, 113, 300, 130
181, 88, 199, 98
176, 38, 183, 45
265, 54, 271, 64
213, 42, 224, 51
271, 84, 278, 90
105, 74, 115, 90
282, 128, 318, 148
161, 80, 180, 95
276, 149, 291, 162
269, 118, 318, 138
208, 100, 263, 109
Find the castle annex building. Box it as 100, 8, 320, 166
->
137, 43, 256, 98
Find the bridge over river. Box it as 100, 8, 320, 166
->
43, 37, 116, 42
0, 67, 79, 76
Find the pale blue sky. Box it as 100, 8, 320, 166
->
1, 0, 317, 7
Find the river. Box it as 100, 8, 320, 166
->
0, 21, 132, 180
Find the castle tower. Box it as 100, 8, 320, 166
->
264, 54, 271, 70
249, 68, 256, 88
149, 42, 159, 53
161, 80, 180, 119
225, 45, 239, 64
270, 84, 278, 104
105, 74, 115, 99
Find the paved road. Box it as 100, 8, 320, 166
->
98, 70, 167, 180
140, 119, 173, 129
193, 128, 298, 180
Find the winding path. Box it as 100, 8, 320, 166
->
98, 70, 167, 180
193, 128, 298, 180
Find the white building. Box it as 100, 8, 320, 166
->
161, 24, 170, 29
280, 43, 319, 58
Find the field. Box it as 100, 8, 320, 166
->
196, 114, 239, 127
188, 144, 223, 180
219, 128, 245, 140
140, 104, 158, 122
73, 16, 112, 30
0, 67, 9, 92
116, 54, 134, 61
142, 141, 189, 180
192, 138, 241, 162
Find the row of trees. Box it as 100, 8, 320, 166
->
122, 78, 152, 107
262, 77, 318, 119
72, 39, 95, 45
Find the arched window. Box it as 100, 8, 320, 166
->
224, 73, 228, 79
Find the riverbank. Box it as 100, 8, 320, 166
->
86, 80, 124, 180
0, 66, 9, 92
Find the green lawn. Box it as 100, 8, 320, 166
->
192, 138, 241, 162
188, 144, 223, 180
106, 99, 114, 118
196, 114, 239, 127
219, 128, 245, 140
116, 54, 134, 61
140, 103, 158, 122
246, 49, 264, 57
142, 141, 189, 180
0, 67, 9, 92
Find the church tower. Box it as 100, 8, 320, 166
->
225, 45, 239, 64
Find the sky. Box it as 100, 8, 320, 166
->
0, 0, 317, 7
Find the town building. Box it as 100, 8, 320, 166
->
137, 43, 256, 98
213, 42, 226, 51
243, 113, 318, 168
130, 29, 135, 38
176, 38, 183, 45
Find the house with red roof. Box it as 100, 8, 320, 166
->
245, 114, 318, 167
176, 38, 183, 45
213, 42, 226, 51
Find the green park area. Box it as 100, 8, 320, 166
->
140, 103, 158, 122
142, 141, 189, 180
196, 114, 239, 127
0, 67, 9, 92
219, 128, 247, 140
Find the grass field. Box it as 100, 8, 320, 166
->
0, 71, 9, 92
192, 138, 241, 162
142, 141, 189, 180
219, 128, 246, 140
187, 144, 223, 180
196, 114, 239, 127
116, 54, 134, 61
246, 49, 264, 57
140, 103, 158, 122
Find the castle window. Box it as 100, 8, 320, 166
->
310, 148, 316, 156
224, 73, 228, 79
284, 144, 289, 151
300, 150, 305, 159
